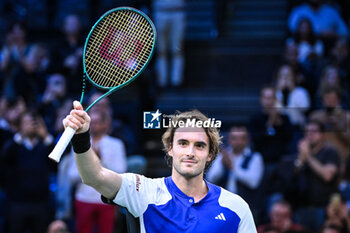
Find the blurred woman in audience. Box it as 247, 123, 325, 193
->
324, 194, 350, 233
1, 21, 31, 99
316, 65, 350, 108
39, 73, 67, 136
275, 64, 310, 128
287, 18, 324, 65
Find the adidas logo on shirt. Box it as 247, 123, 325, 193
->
215, 213, 226, 221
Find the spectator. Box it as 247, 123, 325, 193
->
310, 87, 350, 165
329, 39, 350, 91
283, 42, 314, 89
2, 97, 27, 133
258, 200, 307, 233
249, 86, 293, 200
287, 18, 324, 64
53, 14, 84, 97
3, 42, 50, 106
88, 92, 136, 154
66, 109, 127, 233
324, 193, 350, 233
293, 120, 341, 232
275, 64, 311, 128
152, 0, 186, 88
1, 21, 30, 72
1, 110, 55, 233
316, 66, 350, 108
1, 21, 31, 99
249, 85, 293, 164
39, 73, 67, 136
288, 0, 349, 39
206, 125, 264, 224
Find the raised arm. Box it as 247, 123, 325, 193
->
63, 101, 122, 199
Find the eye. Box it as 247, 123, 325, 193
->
178, 140, 187, 146
196, 143, 206, 149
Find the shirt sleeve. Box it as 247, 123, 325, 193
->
112, 173, 171, 218
238, 206, 257, 233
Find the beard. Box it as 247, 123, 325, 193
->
173, 161, 204, 179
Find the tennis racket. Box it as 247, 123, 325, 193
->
48, 7, 156, 162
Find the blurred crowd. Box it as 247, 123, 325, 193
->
206, 0, 350, 233
0, 0, 349, 233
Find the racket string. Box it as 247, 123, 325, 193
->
84, 9, 155, 89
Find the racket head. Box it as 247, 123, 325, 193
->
83, 7, 156, 91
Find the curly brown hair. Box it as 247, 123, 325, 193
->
161, 110, 222, 172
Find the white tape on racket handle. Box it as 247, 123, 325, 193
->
48, 126, 76, 162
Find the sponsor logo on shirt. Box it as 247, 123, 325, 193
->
136, 175, 141, 192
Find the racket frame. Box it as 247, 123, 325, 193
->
82, 6, 157, 112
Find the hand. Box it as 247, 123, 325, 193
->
36, 117, 49, 139
221, 147, 233, 170
298, 139, 310, 163
267, 108, 282, 127
63, 101, 90, 134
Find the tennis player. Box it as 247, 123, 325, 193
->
64, 101, 257, 233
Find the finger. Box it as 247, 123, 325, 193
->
69, 115, 84, 128
73, 100, 83, 111
70, 111, 87, 124
63, 116, 82, 130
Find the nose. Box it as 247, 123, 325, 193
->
185, 144, 195, 157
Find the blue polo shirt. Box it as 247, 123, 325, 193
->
108, 173, 257, 233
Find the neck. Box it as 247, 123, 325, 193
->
171, 171, 208, 202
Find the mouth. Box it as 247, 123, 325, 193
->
182, 160, 197, 164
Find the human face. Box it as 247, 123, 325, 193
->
277, 65, 294, 90
168, 127, 211, 179
305, 123, 323, 147
261, 88, 276, 110
229, 129, 248, 154
90, 111, 109, 137
323, 92, 340, 109
21, 113, 38, 138
270, 204, 291, 229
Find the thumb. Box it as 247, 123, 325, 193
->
73, 100, 83, 111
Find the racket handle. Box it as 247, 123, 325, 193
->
48, 127, 76, 162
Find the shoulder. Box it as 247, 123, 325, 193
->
217, 186, 251, 217
121, 173, 165, 187
321, 4, 339, 14
120, 173, 170, 197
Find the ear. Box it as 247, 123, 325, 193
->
168, 145, 173, 157
207, 153, 213, 162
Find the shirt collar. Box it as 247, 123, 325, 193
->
14, 133, 39, 150
165, 176, 213, 204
